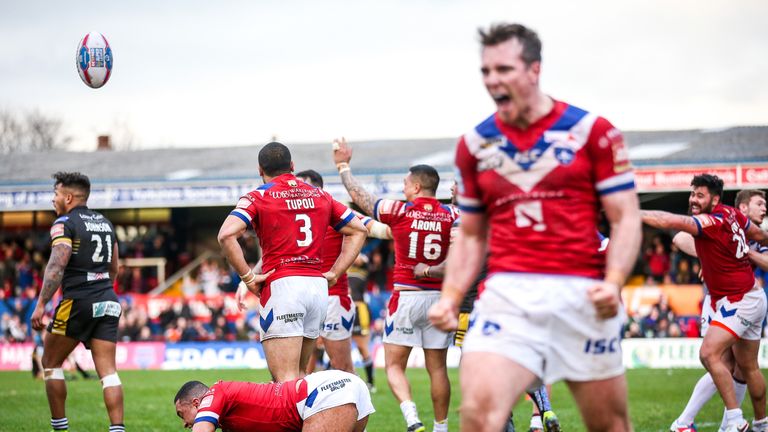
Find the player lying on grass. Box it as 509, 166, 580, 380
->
174, 369, 375, 432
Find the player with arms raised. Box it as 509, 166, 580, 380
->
334, 137, 457, 432
218, 142, 367, 382
429, 23, 642, 432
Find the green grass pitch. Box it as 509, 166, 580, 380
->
0, 368, 765, 431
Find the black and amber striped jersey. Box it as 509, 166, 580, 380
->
49, 206, 116, 299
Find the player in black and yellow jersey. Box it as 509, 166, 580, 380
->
31, 172, 124, 432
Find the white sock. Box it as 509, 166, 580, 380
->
734, 379, 748, 405
678, 373, 717, 424
434, 418, 448, 432
719, 379, 749, 430
530, 415, 543, 429
399, 400, 420, 426
725, 408, 744, 426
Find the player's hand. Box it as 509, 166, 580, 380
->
323, 271, 338, 287
31, 303, 47, 331
243, 269, 274, 298
235, 282, 250, 311
332, 137, 352, 165
413, 263, 430, 280
587, 281, 621, 320
428, 297, 459, 331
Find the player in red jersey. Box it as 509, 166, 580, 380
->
295, 169, 390, 374
218, 142, 367, 382
668, 188, 767, 432
334, 137, 457, 432
173, 369, 375, 432
428, 23, 642, 432
642, 175, 768, 432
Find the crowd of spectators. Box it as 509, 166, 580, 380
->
3, 227, 766, 345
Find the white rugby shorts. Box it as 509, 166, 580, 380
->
258, 276, 328, 340
462, 273, 626, 384
383, 290, 453, 349
296, 370, 376, 421
700, 293, 715, 337
321, 294, 355, 341
710, 287, 767, 341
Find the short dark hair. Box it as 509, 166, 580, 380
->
52, 172, 91, 199
296, 169, 323, 188
690, 174, 724, 199
409, 164, 440, 195
735, 189, 766, 208
174, 381, 209, 403
258, 142, 292, 177
478, 23, 542, 66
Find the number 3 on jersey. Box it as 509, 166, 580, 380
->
296, 214, 312, 247
408, 232, 442, 260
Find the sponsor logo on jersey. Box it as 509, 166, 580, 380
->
423, 204, 433, 212
480, 137, 504, 149
87, 271, 110, 281
287, 180, 298, 187
694, 214, 717, 229
199, 395, 214, 409
236, 197, 252, 209
50, 224, 65, 239
378, 199, 396, 215
78, 213, 104, 221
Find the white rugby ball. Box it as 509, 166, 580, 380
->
76, 32, 113, 89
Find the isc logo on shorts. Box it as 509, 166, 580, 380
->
583, 337, 620, 355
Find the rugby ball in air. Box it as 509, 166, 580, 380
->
76, 32, 113, 89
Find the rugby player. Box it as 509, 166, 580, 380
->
334, 137, 457, 432
218, 142, 367, 381
429, 23, 642, 432
30, 172, 125, 432
174, 369, 375, 432
642, 175, 768, 432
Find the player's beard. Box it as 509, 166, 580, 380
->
689, 197, 714, 215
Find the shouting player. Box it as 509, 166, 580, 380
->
429, 23, 642, 432
642, 175, 768, 432
334, 137, 457, 432
218, 142, 367, 381
416, 182, 562, 432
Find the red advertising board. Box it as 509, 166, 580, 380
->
635, 163, 768, 192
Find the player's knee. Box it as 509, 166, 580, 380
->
101, 372, 121, 388
43, 368, 65, 380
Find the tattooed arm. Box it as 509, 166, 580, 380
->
332, 137, 379, 216
31, 243, 73, 330
641, 210, 701, 236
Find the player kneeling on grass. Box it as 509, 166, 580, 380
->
174, 370, 375, 432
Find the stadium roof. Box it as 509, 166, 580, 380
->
1, 126, 767, 210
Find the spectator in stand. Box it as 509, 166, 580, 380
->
644, 235, 671, 284
199, 259, 221, 298
674, 258, 695, 284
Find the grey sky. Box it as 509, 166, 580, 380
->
1, 0, 766, 151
